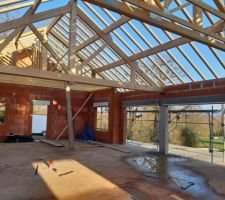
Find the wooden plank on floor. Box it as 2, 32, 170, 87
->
40, 139, 65, 147
87, 140, 131, 153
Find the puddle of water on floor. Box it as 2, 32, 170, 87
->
127, 155, 224, 200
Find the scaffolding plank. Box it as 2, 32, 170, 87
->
40, 139, 65, 147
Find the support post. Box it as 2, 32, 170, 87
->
65, 83, 74, 150
159, 105, 169, 155
211, 106, 214, 165
65, 0, 78, 150
222, 105, 225, 162
69, 0, 78, 74
42, 30, 48, 70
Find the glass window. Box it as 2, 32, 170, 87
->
0, 103, 6, 124
96, 107, 109, 131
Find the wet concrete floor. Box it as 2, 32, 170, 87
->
127, 153, 225, 200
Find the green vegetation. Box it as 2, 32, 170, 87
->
0, 111, 5, 123
126, 105, 224, 150
126, 106, 158, 143
0, 103, 6, 124
197, 137, 224, 152
181, 127, 199, 147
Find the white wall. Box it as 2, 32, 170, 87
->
32, 115, 47, 134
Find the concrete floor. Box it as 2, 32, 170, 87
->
123, 141, 225, 198
0, 141, 198, 200
125, 140, 225, 165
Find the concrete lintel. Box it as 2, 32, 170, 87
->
122, 99, 160, 107
162, 94, 225, 105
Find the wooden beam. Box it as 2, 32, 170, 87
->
0, 5, 71, 33
41, 30, 48, 70
56, 92, 93, 140
0, 0, 43, 53
46, 15, 63, 33
79, 9, 159, 87
65, 82, 74, 150
84, 0, 225, 51
131, 61, 137, 83
94, 60, 126, 73
14, 0, 46, 47
76, 43, 107, 71
170, 2, 191, 13
187, 0, 225, 20
193, 5, 202, 27
68, 0, 77, 74
66, 0, 77, 150
0, 0, 27, 7
164, 0, 172, 8
126, 0, 225, 43
213, 0, 225, 13
0, 0, 49, 14
0, 27, 24, 53
76, 16, 129, 51
0, 64, 162, 91
49, 30, 106, 79
28, 23, 68, 72
94, 18, 224, 73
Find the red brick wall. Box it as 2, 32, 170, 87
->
0, 83, 90, 142
90, 88, 125, 144
1, 78, 224, 144
122, 78, 225, 101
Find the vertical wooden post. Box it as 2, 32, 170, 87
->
66, 0, 77, 150
65, 83, 75, 150
91, 70, 96, 78
11, 39, 17, 66
68, 0, 78, 74
42, 29, 48, 71
193, 5, 203, 27
130, 62, 137, 84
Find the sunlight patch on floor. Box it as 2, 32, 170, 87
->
32, 159, 132, 200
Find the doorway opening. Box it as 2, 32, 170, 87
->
32, 100, 50, 138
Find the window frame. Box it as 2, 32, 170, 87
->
0, 102, 6, 125
95, 106, 109, 132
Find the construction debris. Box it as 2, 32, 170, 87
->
59, 171, 74, 177
34, 165, 38, 176
181, 182, 195, 190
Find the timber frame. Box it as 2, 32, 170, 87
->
0, 0, 225, 92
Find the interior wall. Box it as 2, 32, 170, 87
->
0, 83, 126, 144
0, 83, 90, 141
1, 78, 223, 144
90, 88, 126, 144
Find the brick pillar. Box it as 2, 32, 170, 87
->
110, 91, 123, 144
